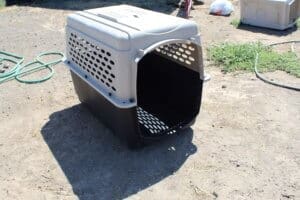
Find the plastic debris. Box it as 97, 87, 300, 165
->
210, 0, 234, 16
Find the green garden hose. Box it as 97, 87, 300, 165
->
254, 40, 300, 92
0, 51, 65, 84
0, 51, 24, 79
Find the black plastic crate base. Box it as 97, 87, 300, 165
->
71, 67, 203, 148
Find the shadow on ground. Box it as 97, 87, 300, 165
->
5, 0, 181, 13
41, 104, 197, 200
237, 23, 298, 36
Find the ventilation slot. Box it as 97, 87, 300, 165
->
155, 43, 196, 66
68, 32, 117, 93
137, 107, 177, 135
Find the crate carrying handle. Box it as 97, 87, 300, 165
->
130, 24, 185, 36
78, 11, 133, 42
83, 10, 187, 36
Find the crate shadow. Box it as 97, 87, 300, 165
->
5, 0, 181, 13
237, 23, 298, 36
41, 104, 197, 200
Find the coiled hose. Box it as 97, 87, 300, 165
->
0, 51, 65, 84
254, 41, 300, 92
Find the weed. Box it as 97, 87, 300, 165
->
230, 18, 241, 28
296, 18, 300, 29
0, 0, 5, 8
207, 42, 300, 77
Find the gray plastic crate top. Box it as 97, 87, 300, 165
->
66, 5, 204, 108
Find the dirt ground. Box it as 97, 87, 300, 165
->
0, 0, 299, 199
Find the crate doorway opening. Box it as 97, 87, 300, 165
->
137, 42, 203, 138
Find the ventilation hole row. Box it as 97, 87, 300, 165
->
71, 56, 116, 92
68, 40, 115, 66
166, 130, 176, 135
70, 51, 114, 72
137, 107, 170, 134
68, 32, 117, 92
68, 35, 114, 65
70, 33, 113, 55
155, 43, 196, 66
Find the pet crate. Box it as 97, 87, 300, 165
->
240, 0, 300, 30
65, 5, 204, 147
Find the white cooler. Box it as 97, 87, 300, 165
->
240, 0, 300, 30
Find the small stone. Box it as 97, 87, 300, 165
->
222, 85, 227, 89
212, 191, 218, 198
281, 194, 294, 199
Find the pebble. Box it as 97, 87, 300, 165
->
212, 191, 218, 198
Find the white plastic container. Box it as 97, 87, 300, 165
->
240, 0, 300, 30
65, 5, 204, 147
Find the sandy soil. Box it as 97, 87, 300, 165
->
0, 1, 299, 199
